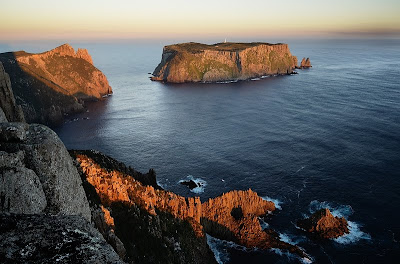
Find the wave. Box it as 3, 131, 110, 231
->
179, 175, 207, 194
270, 248, 313, 264
215, 80, 239, 84
206, 235, 247, 264
258, 217, 269, 230
307, 200, 371, 244
207, 233, 312, 263
261, 196, 283, 210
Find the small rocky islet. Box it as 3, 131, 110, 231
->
151, 42, 311, 83
0, 43, 352, 264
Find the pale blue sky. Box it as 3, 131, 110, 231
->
1, 0, 399, 40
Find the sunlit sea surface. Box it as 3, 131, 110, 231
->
2, 38, 399, 263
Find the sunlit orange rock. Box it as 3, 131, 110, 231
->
75, 153, 307, 258
299, 57, 312, 68
0, 44, 112, 124
297, 208, 349, 239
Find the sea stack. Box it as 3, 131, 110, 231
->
297, 208, 349, 239
151, 42, 299, 83
299, 57, 312, 68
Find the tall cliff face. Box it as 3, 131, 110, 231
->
0, 62, 25, 122
0, 44, 112, 125
151, 42, 298, 83
72, 151, 308, 262
71, 151, 216, 264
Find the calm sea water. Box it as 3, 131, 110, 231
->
2, 38, 399, 263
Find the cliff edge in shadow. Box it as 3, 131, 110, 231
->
0, 44, 112, 125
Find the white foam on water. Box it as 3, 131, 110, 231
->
215, 80, 239, 84
206, 235, 247, 264
258, 217, 269, 230
250, 77, 261, 81
179, 175, 207, 194
270, 248, 313, 263
308, 200, 371, 244
261, 196, 283, 210
334, 220, 372, 244
279, 233, 296, 245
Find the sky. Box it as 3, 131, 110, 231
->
1, 0, 399, 41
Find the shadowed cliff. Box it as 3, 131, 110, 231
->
0, 44, 112, 125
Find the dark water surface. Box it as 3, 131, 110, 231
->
3, 38, 399, 263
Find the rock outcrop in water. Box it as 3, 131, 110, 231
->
0, 44, 112, 125
72, 151, 308, 261
151, 42, 299, 83
297, 208, 349, 239
299, 57, 312, 68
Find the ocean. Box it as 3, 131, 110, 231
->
2, 38, 399, 263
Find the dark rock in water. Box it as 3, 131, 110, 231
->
0, 213, 123, 263
297, 208, 349, 239
180, 179, 199, 189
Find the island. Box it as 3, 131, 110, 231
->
151, 42, 305, 83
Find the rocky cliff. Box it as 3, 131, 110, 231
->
0, 44, 112, 125
0, 118, 121, 262
0, 62, 25, 122
151, 42, 299, 83
72, 151, 308, 261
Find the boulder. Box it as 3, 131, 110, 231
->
0, 122, 91, 221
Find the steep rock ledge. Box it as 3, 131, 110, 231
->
0, 44, 112, 125
151, 42, 299, 83
0, 62, 25, 122
72, 151, 308, 261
